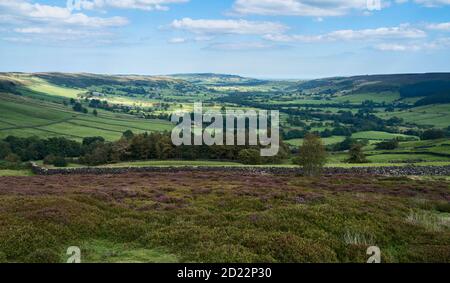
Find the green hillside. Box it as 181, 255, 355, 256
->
0, 92, 173, 141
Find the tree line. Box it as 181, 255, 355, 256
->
0, 131, 290, 167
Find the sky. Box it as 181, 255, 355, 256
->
0, 0, 450, 78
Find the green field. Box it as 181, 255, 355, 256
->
0, 92, 174, 141
377, 104, 450, 128
333, 92, 401, 104
286, 136, 346, 146
352, 131, 419, 141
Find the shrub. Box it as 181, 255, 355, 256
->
4, 153, 21, 163
295, 134, 327, 176
103, 218, 148, 242
0, 141, 11, 159
375, 139, 399, 150
238, 149, 261, 165
43, 154, 57, 165
53, 156, 68, 167
347, 143, 369, 164
0, 251, 6, 262
0, 226, 57, 261
421, 129, 446, 140
24, 248, 60, 263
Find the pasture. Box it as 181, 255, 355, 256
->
0, 93, 173, 141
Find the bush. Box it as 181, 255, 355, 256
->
24, 248, 60, 263
103, 218, 148, 242
4, 153, 21, 163
53, 156, 68, 167
238, 149, 261, 165
295, 134, 327, 176
0, 251, 6, 262
347, 144, 369, 164
0, 226, 57, 261
43, 154, 57, 165
421, 129, 446, 140
0, 141, 11, 159
375, 139, 399, 150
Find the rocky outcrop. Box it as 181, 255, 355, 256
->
30, 163, 450, 176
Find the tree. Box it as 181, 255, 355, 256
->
93, 109, 98, 117
72, 102, 83, 112
53, 156, 68, 167
5, 153, 21, 163
421, 129, 445, 140
122, 130, 134, 140
347, 143, 369, 163
375, 139, 399, 150
0, 141, 11, 159
295, 134, 327, 176
238, 149, 261, 165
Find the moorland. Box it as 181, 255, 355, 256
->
0, 72, 449, 262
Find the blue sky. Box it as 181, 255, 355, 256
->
0, 0, 450, 78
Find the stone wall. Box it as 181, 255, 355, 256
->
31, 163, 450, 176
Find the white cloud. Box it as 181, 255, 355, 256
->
426, 22, 450, 31
68, 0, 189, 11
168, 37, 187, 44
170, 18, 288, 35
0, 0, 129, 44
264, 24, 426, 42
232, 0, 388, 17
0, 0, 128, 27
207, 41, 275, 51
411, 0, 450, 7
375, 37, 450, 51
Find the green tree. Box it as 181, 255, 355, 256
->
295, 134, 327, 176
122, 130, 134, 140
238, 149, 261, 165
93, 109, 98, 117
0, 141, 11, 159
5, 153, 21, 163
347, 143, 369, 163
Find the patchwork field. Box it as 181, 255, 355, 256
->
0, 92, 173, 141
0, 172, 448, 263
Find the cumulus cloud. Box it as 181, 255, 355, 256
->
67, 0, 189, 11
0, 0, 128, 44
231, 0, 388, 17
426, 22, 450, 31
0, 0, 128, 27
410, 0, 450, 7
264, 24, 426, 42
170, 18, 288, 35
375, 37, 450, 51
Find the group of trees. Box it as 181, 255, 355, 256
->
79, 131, 290, 166
0, 131, 290, 167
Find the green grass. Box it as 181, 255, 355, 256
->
26, 78, 83, 99
377, 104, 450, 128
99, 160, 243, 168
80, 240, 178, 263
286, 136, 346, 147
0, 170, 34, 176
352, 131, 418, 141
0, 93, 173, 141
333, 92, 401, 104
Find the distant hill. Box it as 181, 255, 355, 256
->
168, 73, 267, 86
290, 73, 450, 106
